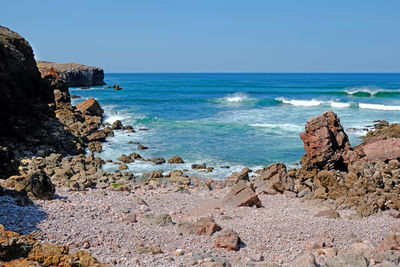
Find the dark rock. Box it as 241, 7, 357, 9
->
70, 94, 81, 99
137, 144, 148, 150
192, 163, 207, 170
130, 153, 143, 160
111, 120, 123, 130
5, 170, 55, 200
150, 157, 166, 165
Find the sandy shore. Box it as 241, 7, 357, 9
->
1, 183, 395, 266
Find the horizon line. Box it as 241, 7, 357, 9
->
104, 72, 400, 74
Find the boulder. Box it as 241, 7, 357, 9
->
130, 152, 143, 160
178, 217, 221, 236
111, 120, 123, 130
119, 154, 133, 163
254, 163, 293, 194
300, 111, 350, 170
221, 181, 261, 208
75, 98, 104, 117
168, 155, 184, 164
226, 168, 250, 184
150, 157, 166, 165
363, 138, 400, 162
324, 250, 368, 267
86, 130, 106, 142
192, 163, 207, 170
88, 141, 102, 153
290, 252, 317, 267
150, 170, 163, 179
5, 170, 55, 200
214, 229, 241, 251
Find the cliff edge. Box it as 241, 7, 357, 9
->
36, 60, 105, 87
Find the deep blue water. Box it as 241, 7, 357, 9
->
70, 73, 400, 179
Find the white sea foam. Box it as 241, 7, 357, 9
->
359, 103, 400, 111
344, 86, 399, 96
276, 97, 322, 106
276, 97, 351, 108
250, 123, 302, 132
329, 101, 351, 108
215, 92, 257, 105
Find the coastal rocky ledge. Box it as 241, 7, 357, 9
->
2, 25, 400, 266
36, 60, 105, 87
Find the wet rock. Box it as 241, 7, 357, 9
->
168, 155, 184, 164
119, 164, 129, 170
130, 153, 143, 160
111, 120, 123, 130
119, 154, 134, 163
138, 144, 148, 150
214, 229, 241, 251
178, 217, 221, 236
70, 94, 81, 98
150, 170, 163, 179
150, 157, 166, 165
88, 141, 102, 153
221, 181, 261, 208
254, 163, 293, 194
192, 163, 207, 170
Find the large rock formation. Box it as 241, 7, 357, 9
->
293, 110, 400, 217
37, 61, 105, 87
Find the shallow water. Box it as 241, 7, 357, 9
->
70, 73, 400, 179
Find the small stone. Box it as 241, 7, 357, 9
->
214, 229, 241, 251
314, 209, 340, 219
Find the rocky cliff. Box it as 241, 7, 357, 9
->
37, 61, 105, 87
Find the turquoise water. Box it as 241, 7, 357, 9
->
70, 73, 400, 179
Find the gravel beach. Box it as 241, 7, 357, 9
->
1, 184, 395, 266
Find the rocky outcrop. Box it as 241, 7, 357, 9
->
293, 110, 400, 217
37, 61, 105, 87
0, 225, 106, 266
299, 111, 350, 171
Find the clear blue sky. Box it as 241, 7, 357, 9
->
2, 0, 399, 73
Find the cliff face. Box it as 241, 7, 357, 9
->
36, 61, 105, 87
0, 26, 104, 178
0, 27, 53, 116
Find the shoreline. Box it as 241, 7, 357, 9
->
2, 25, 400, 266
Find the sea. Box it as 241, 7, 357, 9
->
70, 73, 400, 179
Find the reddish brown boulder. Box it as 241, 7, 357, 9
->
300, 111, 350, 170
377, 234, 400, 252
254, 163, 293, 194
214, 229, 241, 251
363, 138, 400, 162
76, 98, 104, 117
221, 181, 261, 208
178, 217, 221, 236
226, 168, 251, 184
